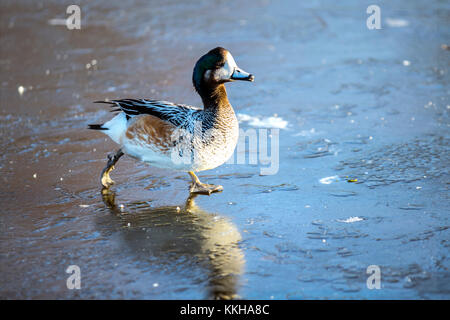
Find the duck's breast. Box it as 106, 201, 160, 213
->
190, 113, 239, 171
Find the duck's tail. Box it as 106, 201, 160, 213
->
88, 124, 108, 130
88, 112, 127, 144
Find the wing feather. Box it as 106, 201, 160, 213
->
95, 99, 201, 127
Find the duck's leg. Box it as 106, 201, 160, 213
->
188, 171, 223, 195
101, 149, 124, 188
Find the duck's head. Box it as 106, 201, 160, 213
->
193, 47, 254, 93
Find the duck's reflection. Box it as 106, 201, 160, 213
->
101, 189, 245, 299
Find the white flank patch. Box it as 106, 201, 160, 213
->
319, 175, 339, 184
385, 18, 409, 28
102, 112, 128, 144
337, 217, 364, 223
237, 113, 288, 129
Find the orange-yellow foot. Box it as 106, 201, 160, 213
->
189, 182, 223, 195
100, 149, 124, 188
188, 171, 223, 195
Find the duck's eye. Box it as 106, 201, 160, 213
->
216, 62, 225, 68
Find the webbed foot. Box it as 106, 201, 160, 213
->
189, 182, 223, 195
100, 149, 124, 189
188, 171, 223, 195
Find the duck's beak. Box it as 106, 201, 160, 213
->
231, 67, 254, 82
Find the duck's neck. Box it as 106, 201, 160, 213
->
199, 84, 232, 115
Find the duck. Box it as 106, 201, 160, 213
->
89, 47, 254, 195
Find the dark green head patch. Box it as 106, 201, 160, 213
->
192, 47, 228, 93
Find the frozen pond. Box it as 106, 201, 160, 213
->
0, 0, 449, 299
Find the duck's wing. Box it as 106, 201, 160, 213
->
95, 99, 201, 127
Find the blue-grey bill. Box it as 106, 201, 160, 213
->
231, 67, 254, 81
